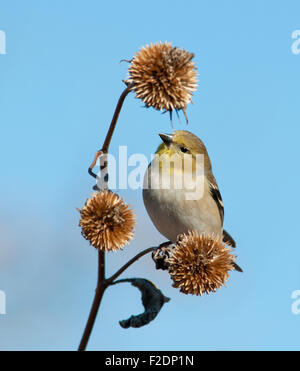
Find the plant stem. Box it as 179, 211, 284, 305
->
78, 247, 155, 351
78, 85, 132, 351
101, 84, 132, 154
88, 85, 132, 179
106, 247, 156, 284
78, 250, 106, 351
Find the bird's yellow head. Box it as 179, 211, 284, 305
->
156, 130, 212, 171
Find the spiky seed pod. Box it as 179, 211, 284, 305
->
78, 191, 135, 252
168, 231, 236, 296
127, 42, 198, 113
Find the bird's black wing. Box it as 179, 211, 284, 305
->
208, 179, 224, 224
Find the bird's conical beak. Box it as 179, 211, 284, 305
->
159, 133, 173, 146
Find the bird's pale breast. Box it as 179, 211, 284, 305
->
143, 162, 223, 242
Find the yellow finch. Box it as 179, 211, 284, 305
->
143, 130, 237, 250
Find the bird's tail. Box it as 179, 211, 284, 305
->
223, 229, 236, 248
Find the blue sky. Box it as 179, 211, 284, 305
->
0, 0, 300, 350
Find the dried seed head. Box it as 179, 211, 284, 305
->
169, 231, 236, 296
127, 42, 198, 113
78, 191, 135, 252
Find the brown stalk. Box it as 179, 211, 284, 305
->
79, 84, 152, 351
106, 247, 156, 284
78, 250, 106, 351
78, 246, 155, 350
88, 85, 133, 180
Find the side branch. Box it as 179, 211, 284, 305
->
106, 247, 156, 284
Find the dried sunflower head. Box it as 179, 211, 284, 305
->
168, 231, 236, 296
78, 191, 135, 252
127, 42, 198, 115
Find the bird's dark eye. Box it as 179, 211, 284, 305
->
180, 147, 188, 153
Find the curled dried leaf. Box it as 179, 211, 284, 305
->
115, 278, 170, 329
